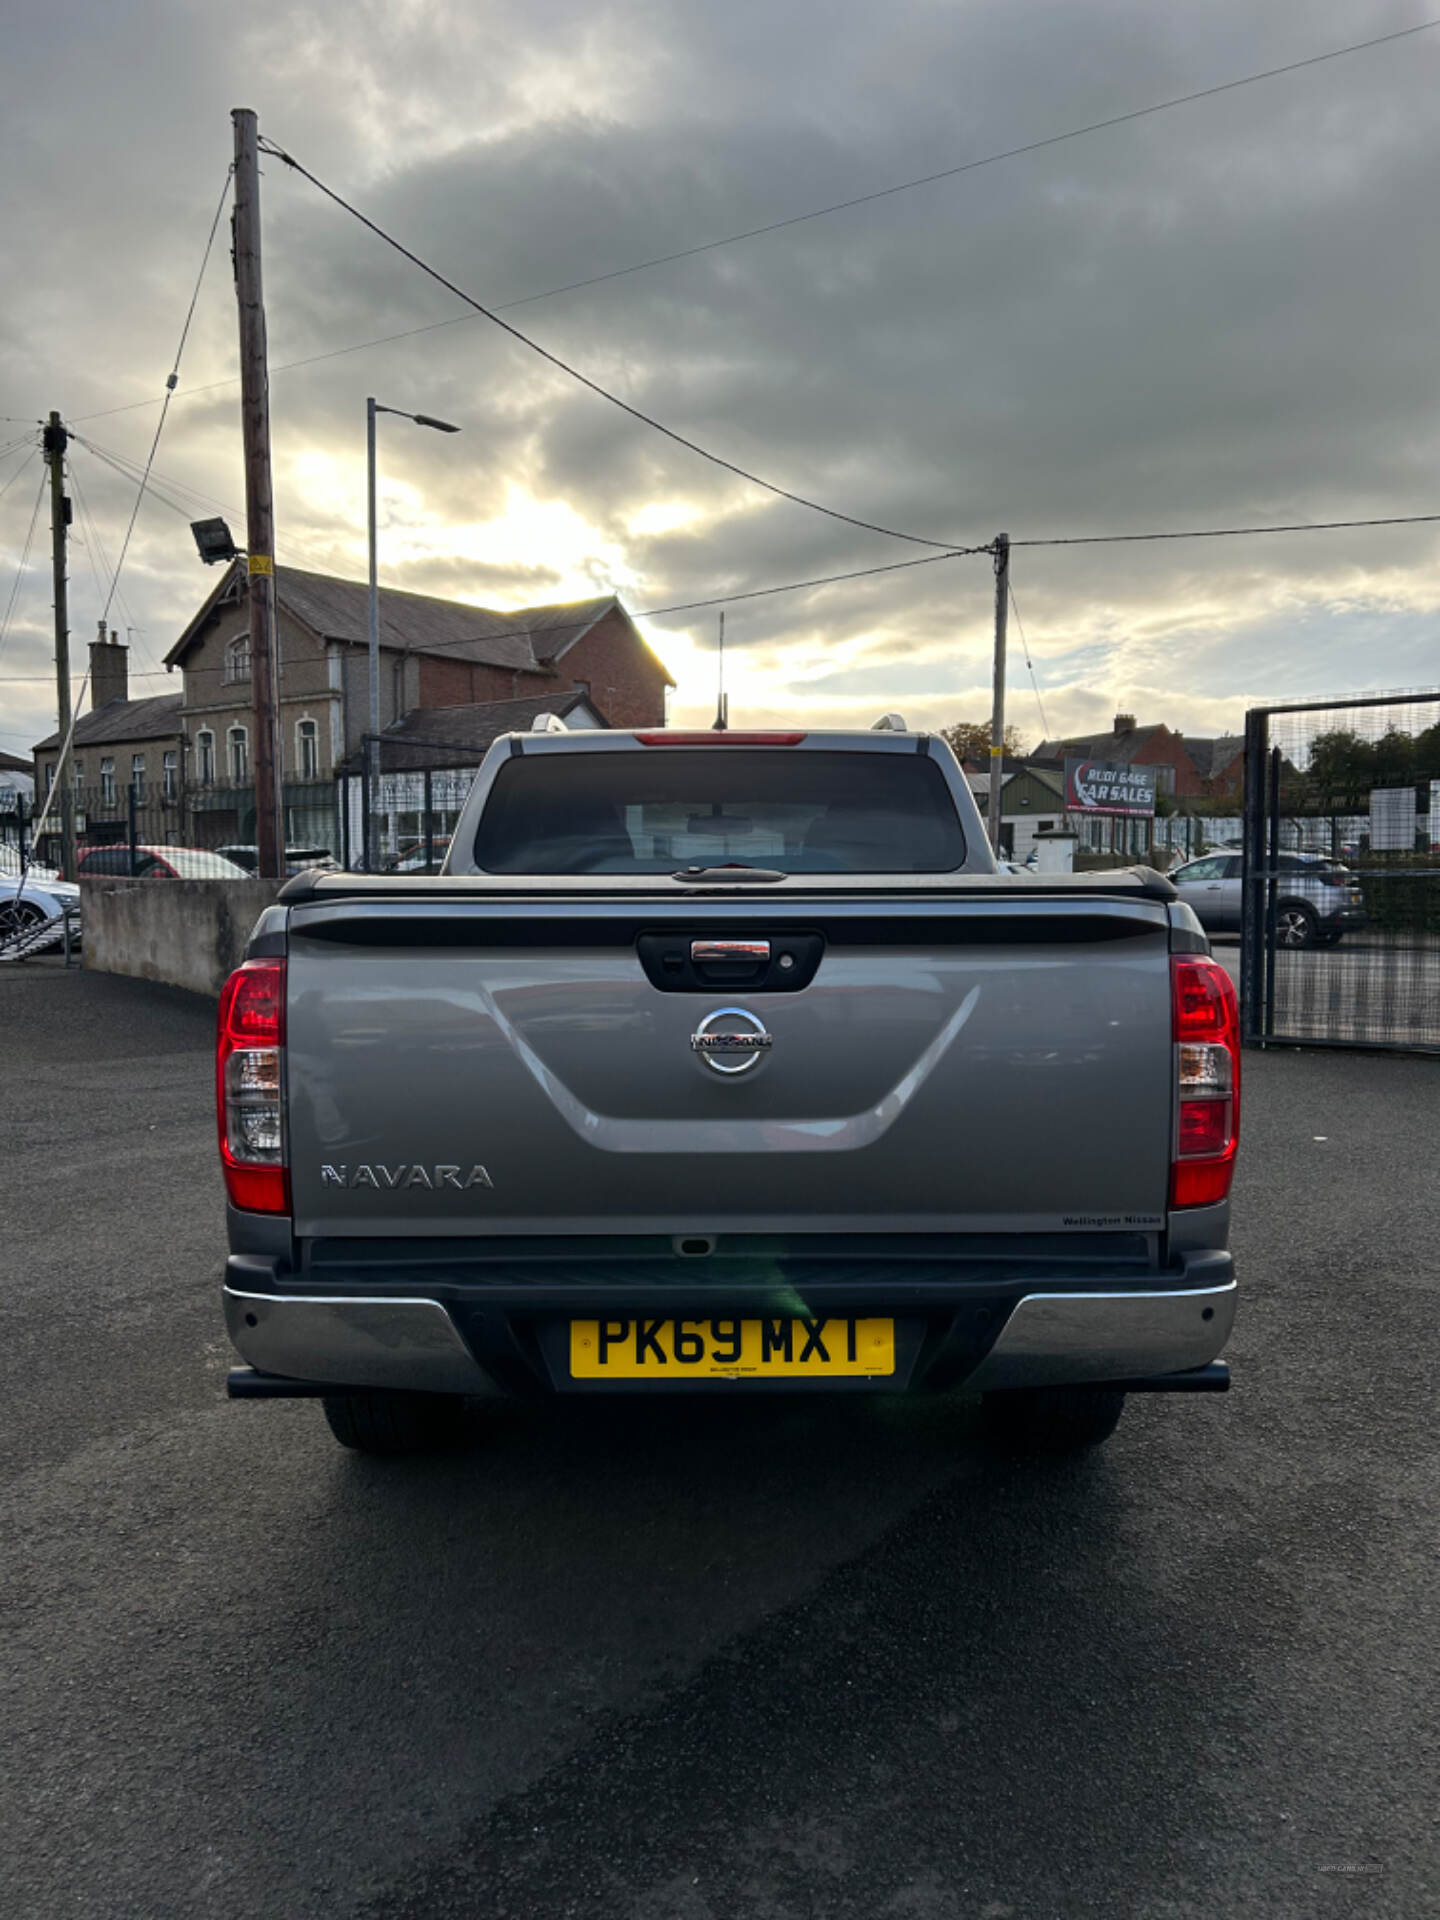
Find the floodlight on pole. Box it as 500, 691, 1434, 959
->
191, 516, 240, 565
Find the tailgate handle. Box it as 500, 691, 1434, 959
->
691, 940, 770, 962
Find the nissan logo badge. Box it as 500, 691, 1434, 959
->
690, 1007, 773, 1076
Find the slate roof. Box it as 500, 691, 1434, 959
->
32, 694, 183, 755
1035, 724, 1169, 764
165, 563, 626, 676
339, 690, 607, 773
967, 765, 1065, 799
1182, 735, 1245, 778
1036, 726, 1244, 782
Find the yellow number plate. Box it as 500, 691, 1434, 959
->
569, 1317, 895, 1380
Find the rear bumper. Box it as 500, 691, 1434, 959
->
222, 1252, 1235, 1397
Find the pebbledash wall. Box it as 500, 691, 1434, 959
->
81, 877, 283, 996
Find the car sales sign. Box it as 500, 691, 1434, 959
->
1064, 758, 1157, 817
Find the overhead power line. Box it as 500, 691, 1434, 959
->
1012, 512, 1440, 547
0, 470, 48, 661
0, 444, 40, 509
95, 170, 233, 624
8, 484, 1438, 695
0, 543, 1000, 687
73, 16, 1440, 428
259, 138, 975, 556
3, 497, 1439, 691
1007, 582, 1049, 738
16, 173, 235, 890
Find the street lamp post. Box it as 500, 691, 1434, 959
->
366, 398, 460, 870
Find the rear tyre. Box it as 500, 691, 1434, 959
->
1275, 903, 1317, 950
980, 1386, 1126, 1454
321, 1391, 470, 1455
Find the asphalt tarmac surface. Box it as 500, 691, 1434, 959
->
3, 963, 1436, 1918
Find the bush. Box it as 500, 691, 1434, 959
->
1352, 852, 1440, 936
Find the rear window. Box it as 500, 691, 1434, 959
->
472, 748, 967, 874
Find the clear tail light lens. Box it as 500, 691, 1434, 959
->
1170, 955, 1240, 1209
217, 958, 289, 1213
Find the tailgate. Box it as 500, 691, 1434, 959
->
283, 895, 1174, 1238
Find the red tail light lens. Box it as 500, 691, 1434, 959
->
634, 731, 807, 746
1170, 955, 1240, 1209
217, 958, 289, 1214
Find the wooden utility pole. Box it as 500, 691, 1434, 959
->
987, 532, 1010, 854
43, 411, 78, 881
231, 107, 283, 879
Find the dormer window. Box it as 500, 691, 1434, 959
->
224, 634, 252, 684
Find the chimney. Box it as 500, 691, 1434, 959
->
90, 623, 128, 710
1113, 711, 1137, 734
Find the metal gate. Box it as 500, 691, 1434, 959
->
1240, 690, 1440, 1052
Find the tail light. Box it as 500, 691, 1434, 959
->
216, 958, 289, 1213
635, 731, 806, 746
1170, 955, 1240, 1208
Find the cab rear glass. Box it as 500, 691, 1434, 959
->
472, 748, 967, 874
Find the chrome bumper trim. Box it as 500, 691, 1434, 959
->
223, 1288, 493, 1394
962, 1280, 1237, 1391
224, 1277, 1236, 1398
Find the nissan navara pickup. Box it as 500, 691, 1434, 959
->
219, 723, 1239, 1455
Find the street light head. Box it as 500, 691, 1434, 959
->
411, 413, 461, 433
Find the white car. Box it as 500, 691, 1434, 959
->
0, 864, 80, 938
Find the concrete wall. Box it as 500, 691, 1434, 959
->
81, 877, 284, 996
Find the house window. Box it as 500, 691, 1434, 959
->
162, 750, 178, 801
100, 758, 116, 807
228, 726, 249, 783
72, 760, 84, 791
131, 754, 146, 802
196, 730, 215, 786
44, 763, 55, 794
225, 634, 251, 684
297, 718, 319, 780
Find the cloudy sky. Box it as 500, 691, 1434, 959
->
3, 0, 1439, 758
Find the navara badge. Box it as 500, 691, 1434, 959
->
690, 1007, 773, 1076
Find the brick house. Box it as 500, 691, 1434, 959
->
161, 562, 672, 792
32, 632, 184, 833
337, 689, 610, 862
1034, 714, 1245, 803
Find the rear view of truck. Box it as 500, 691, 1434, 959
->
219, 726, 1239, 1454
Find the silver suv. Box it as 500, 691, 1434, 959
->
1171, 850, 1367, 948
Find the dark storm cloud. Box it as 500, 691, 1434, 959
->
2, 0, 1439, 751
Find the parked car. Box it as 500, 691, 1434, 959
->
219, 723, 1239, 1458
383, 837, 452, 874
1170, 850, 1367, 947
216, 844, 340, 877
76, 844, 251, 880
0, 864, 80, 937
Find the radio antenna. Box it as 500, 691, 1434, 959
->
713, 609, 728, 729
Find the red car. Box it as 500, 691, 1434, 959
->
76, 844, 252, 879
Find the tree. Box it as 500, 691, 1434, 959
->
1306, 729, 1373, 810
940, 720, 1026, 764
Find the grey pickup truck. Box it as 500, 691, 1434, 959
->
219, 723, 1240, 1455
